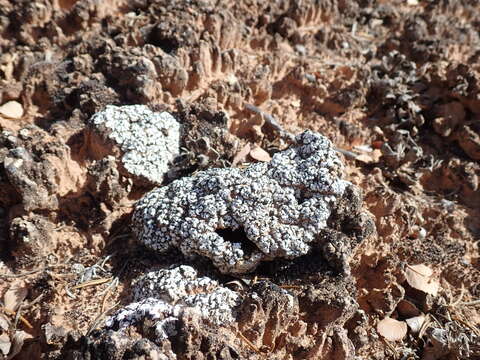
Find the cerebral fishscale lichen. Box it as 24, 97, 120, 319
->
132, 265, 218, 303
89, 105, 180, 184
106, 266, 241, 339
182, 287, 241, 324
133, 130, 351, 274
105, 297, 179, 339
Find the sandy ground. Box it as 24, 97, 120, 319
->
0, 0, 479, 359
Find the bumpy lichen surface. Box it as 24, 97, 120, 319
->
132, 265, 219, 303
106, 266, 240, 339
133, 130, 350, 274
90, 105, 180, 184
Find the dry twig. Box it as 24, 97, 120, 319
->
72, 277, 113, 290
0, 306, 33, 329
237, 330, 263, 355
87, 301, 120, 335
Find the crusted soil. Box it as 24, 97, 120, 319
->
1, 0, 480, 359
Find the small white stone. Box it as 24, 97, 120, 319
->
0, 101, 23, 119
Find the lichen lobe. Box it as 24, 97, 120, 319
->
133, 130, 353, 274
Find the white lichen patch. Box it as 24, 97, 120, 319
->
182, 287, 241, 325
132, 265, 219, 303
133, 130, 351, 274
106, 266, 240, 340
90, 105, 180, 184
105, 297, 179, 339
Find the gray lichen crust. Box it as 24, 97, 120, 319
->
132, 265, 219, 303
90, 105, 180, 184
133, 130, 351, 274
106, 266, 240, 339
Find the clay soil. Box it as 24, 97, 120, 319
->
1, 0, 480, 359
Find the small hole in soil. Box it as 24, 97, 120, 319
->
147, 33, 179, 54
215, 227, 259, 255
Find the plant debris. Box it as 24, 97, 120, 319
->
377, 317, 408, 342
404, 264, 440, 297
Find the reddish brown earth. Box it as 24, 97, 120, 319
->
1, 0, 480, 359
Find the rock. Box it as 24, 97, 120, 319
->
377, 317, 407, 341
43, 323, 68, 346
0, 100, 23, 119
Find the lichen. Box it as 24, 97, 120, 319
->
106, 266, 240, 339
133, 130, 351, 274
132, 265, 218, 303
89, 105, 180, 184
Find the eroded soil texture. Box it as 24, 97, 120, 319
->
1, 0, 480, 359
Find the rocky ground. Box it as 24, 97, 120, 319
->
1, 0, 480, 359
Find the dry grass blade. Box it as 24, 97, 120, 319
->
101, 289, 111, 313
381, 337, 399, 359
87, 301, 120, 335
0, 307, 33, 329
22, 293, 45, 310
72, 277, 113, 290
459, 299, 480, 306
244, 104, 280, 131
236, 330, 263, 355
100, 277, 120, 313
334, 147, 359, 160
450, 312, 480, 337
418, 314, 433, 339
448, 285, 465, 307
279, 285, 302, 289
